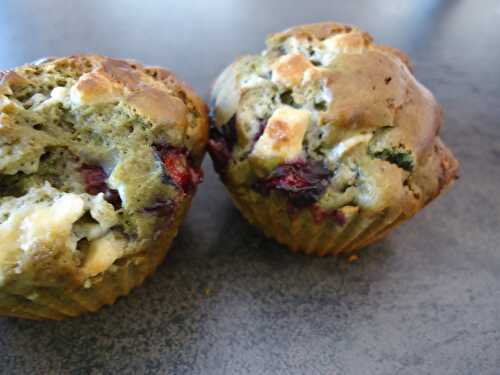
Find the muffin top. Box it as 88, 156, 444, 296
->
210, 22, 458, 213
0, 55, 207, 286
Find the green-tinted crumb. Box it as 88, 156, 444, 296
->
373, 148, 414, 171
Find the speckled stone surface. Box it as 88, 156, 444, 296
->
0, 1, 499, 374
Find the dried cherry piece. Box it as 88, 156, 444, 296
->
253, 161, 331, 208
80, 165, 122, 208
207, 115, 237, 173
154, 145, 202, 194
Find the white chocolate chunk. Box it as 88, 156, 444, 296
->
70, 72, 121, 106
327, 134, 373, 163
50, 86, 69, 101
252, 106, 310, 162
0, 184, 121, 283
19, 193, 85, 251
271, 53, 314, 86
323, 32, 369, 56
82, 232, 125, 277
0, 192, 85, 269
31, 87, 70, 111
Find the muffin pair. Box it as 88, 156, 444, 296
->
0, 22, 459, 319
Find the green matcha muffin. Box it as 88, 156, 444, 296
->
0, 55, 208, 319
208, 22, 459, 256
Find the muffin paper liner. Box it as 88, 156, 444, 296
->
0, 198, 192, 320
228, 187, 409, 257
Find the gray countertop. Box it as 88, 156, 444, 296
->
1, 1, 499, 374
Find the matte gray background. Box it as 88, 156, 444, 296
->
1, 0, 499, 374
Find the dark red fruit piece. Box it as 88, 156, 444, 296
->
154, 145, 202, 194
80, 165, 122, 208
311, 206, 347, 226
80, 165, 106, 195
207, 136, 231, 174
207, 115, 237, 174
253, 161, 331, 208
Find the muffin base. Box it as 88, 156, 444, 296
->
228, 187, 400, 256
0, 197, 193, 320
226, 142, 459, 257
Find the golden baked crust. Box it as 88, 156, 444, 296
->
15, 55, 208, 162
209, 22, 459, 255
0, 55, 208, 163
213, 22, 443, 163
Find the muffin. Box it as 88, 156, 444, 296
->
0, 55, 208, 319
208, 22, 459, 256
